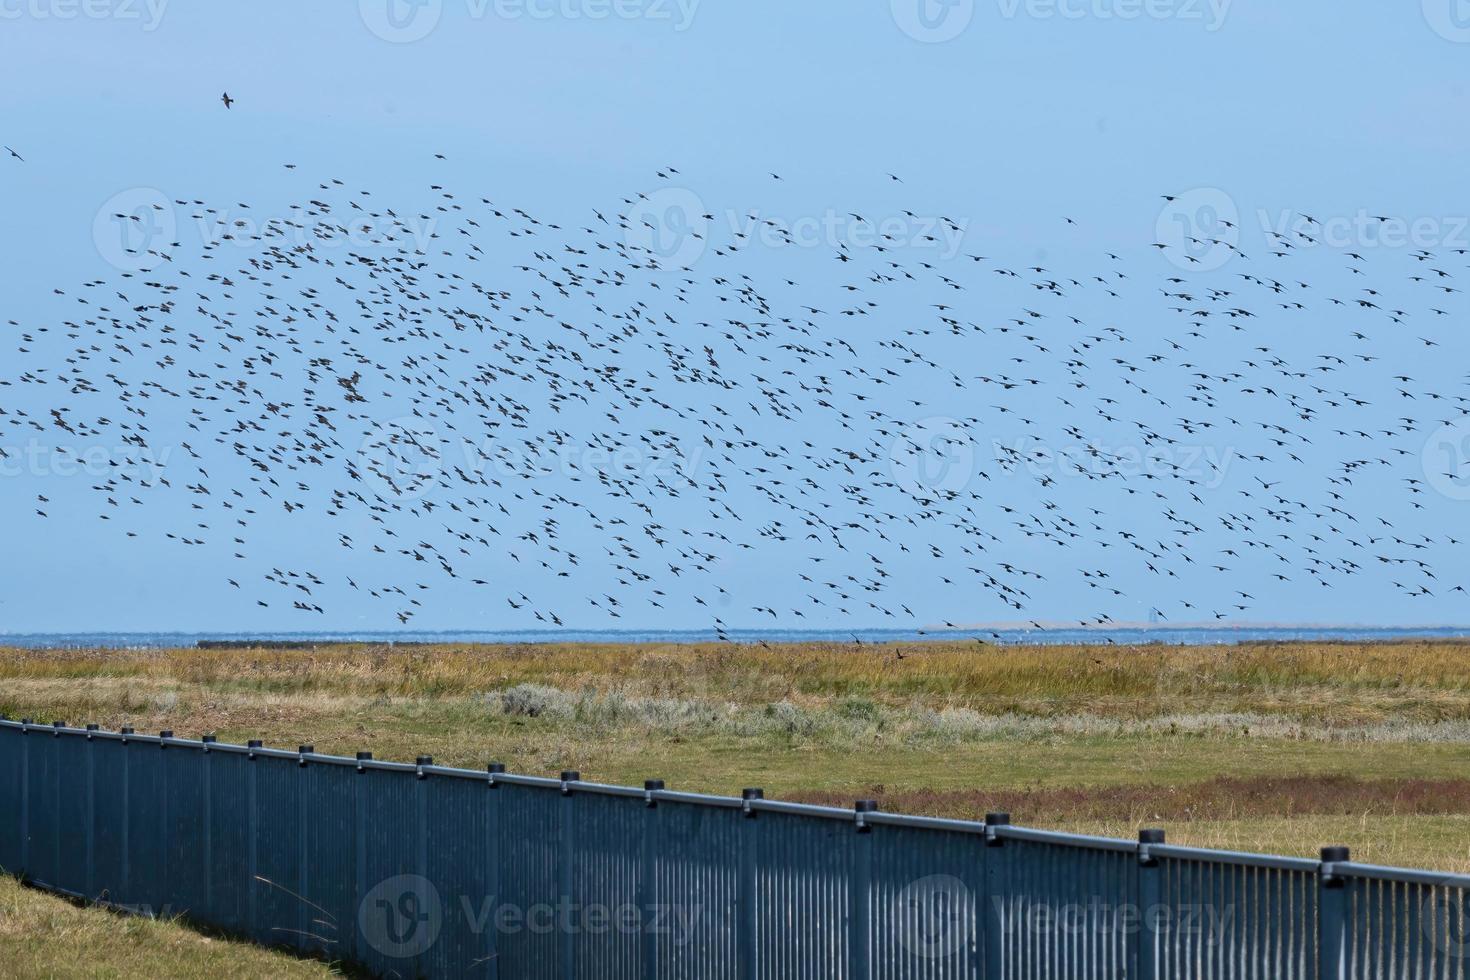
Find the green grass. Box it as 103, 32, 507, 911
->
0, 876, 339, 979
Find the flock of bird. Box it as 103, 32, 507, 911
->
4, 147, 1469, 635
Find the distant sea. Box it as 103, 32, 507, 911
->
3, 626, 1470, 649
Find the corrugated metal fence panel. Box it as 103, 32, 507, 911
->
354, 766, 425, 976
162, 744, 207, 919
654, 799, 740, 980
23, 730, 61, 891
994, 838, 1133, 979
203, 749, 253, 936
252, 754, 307, 953
566, 790, 644, 980
494, 781, 563, 980
0, 724, 20, 874
1345, 876, 1470, 979
125, 740, 168, 916
1157, 858, 1317, 980
753, 811, 853, 978
301, 760, 359, 964
868, 825, 984, 979
422, 771, 495, 978
89, 737, 129, 906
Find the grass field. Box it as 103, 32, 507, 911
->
0, 875, 340, 978
3, 639, 1470, 877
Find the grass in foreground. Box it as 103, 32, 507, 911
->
0, 876, 339, 979
3, 640, 1470, 869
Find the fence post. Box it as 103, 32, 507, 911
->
416, 755, 433, 977
486, 763, 505, 980
1136, 828, 1165, 980
18, 720, 29, 876
851, 800, 877, 980
246, 739, 261, 933
52, 723, 64, 887
559, 770, 579, 980
299, 745, 314, 956
201, 735, 214, 916
86, 725, 99, 901
739, 788, 763, 980
158, 731, 172, 917
120, 727, 133, 898
1318, 846, 1349, 980
982, 812, 1010, 980
354, 751, 372, 965
641, 779, 665, 980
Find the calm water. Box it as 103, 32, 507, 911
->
3, 626, 1469, 649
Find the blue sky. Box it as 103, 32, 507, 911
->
2, 1, 1469, 632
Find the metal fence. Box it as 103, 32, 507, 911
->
1, 717, 1468, 979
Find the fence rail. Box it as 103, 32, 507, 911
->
1, 717, 1468, 978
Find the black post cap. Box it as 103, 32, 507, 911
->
1321, 846, 1350, 863
742, 787, 765, 800
416, 755, 434, 766
86, 724, 100, 732
246, 739, 263, 748
855, 799, 879, 813
201, 734, 217, 743
119, 726, 135, 735
21, 718, 33, 725
159, 730, 173, 739
487, 762, 506, 774
561, 770, 580, 781
299, 744, 314, 754
356, 750, 373, 760
1140, 828, 1166, 845
985, 812, 1011, 826
53, 720, 66, 729
645, 779, 666, 791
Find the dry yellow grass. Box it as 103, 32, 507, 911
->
0, 876, 339, 978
